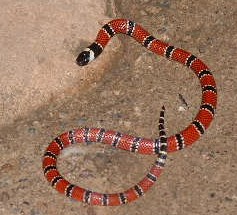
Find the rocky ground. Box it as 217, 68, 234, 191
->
0, 0, 236, 215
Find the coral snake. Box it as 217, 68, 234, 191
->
42, 19, 217, 206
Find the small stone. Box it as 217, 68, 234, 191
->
178, 106, 186, 112
159, 0, 171, 8
134, 106, 142, 116
210, 193, 215, 198
113, 90, 120, 96
28, 127, 36, 134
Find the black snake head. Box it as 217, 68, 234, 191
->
76, 50, 91, 66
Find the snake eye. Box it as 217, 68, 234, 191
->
76, 51, 90, 66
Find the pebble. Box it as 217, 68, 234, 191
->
178, 106, 186, 112
159, 0, 171, 8
28, 127, 36, 134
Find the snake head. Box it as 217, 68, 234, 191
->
76, 49, 92, 66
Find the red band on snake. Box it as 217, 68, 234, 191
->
43, 19, 217, 206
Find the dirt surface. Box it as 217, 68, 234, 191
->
0, 0, 237, 215
0, 0, 118, 126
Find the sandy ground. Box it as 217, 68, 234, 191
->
0, 0, 118, 126
0, 0, 237, 215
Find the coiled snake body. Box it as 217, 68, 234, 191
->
42, 19, 217, 206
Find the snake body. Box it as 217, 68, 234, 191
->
42, 19, 217, 206
43, 107, 167, 206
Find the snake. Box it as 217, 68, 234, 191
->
42, 19, 217, 206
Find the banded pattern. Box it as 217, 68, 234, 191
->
43, 19, 217, 206
43, 107, 167, 206
76, 19, 217, 152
